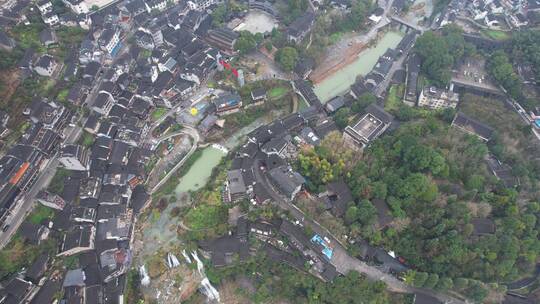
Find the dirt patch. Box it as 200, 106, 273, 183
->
309, 41, 366, 84
0, 69, 26, 129
0, 69, 21, 104
219, 280, 253, 304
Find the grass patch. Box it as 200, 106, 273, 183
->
11, 24, 45, 50
0, 234, 56, 280
481, 29, 510, 41
48, 167, 72, 195
151, 107, 168, 121
56, 88, 69, 102
27, 204, 55, 225
79, 130, 94, 147
268, 86, 288, 99
185, 204, 228, 230
385, 84, 405, 112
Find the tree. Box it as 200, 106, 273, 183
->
357, 200, 377, 226
413, 271, 429, 287
404, 145, 448, 177
436, 277, 454, 290
264, 41, 273, 52
211, 4, 228, 26
297, 148, 344, 190
454, 277, 469, 289
334, 108, 350, 129
275, 47, 299, 71
0, 48, 23, 70
465, 282, 488, 303
349, 0, 369, 29
465, 174, 484, 191
424, 273, 439, 289
351, 92, 376, 113
345, 206, 359, 224
234, 31, 258, 55
414, 26, 467, 86
487, 51, 522, 100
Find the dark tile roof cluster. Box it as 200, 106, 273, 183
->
294, 57, 315, 79
485, 154, 519, 188
405, 52, 421, 102
201, 217, 338, 281
293, 80, 322, 109
287, 13, 315, 41
0, 114, 72, 226
470, 218, 496, 236
205, 27, 239, 54
320, 180, 353, 217
451, 111, 494, 141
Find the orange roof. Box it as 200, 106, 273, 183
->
10, 162, 30, 185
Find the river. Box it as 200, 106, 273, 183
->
174, 146, 227, 195
313, 31, 404, 103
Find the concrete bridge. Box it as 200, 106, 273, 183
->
391, 16, 422, 33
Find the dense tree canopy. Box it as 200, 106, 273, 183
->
234, 31, 262, 55
511, 30, 540, 83
414, 26, 471, 86
487, 51, 522, 100
275, 47, 299, 71
208, 258, 392, 303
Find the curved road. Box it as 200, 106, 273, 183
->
149, 125, 200, 194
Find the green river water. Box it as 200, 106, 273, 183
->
174, 146, 227, 195
313, 31, 405, 103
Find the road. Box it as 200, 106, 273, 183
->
149, 125, 200, 194
251, 157, 466, 303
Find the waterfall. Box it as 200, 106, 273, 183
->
139, 265, 150, 286
182, 249, 192, 264
167, 252, 181, 268
191, 251, 220, 302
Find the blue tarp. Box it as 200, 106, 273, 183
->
110, 42, 122, 57
311, 234, 333, 260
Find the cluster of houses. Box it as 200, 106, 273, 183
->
208, 103, 412, 281
200, 217, 339, 282
347, 32, 416, 99
36, 0, 91, 28
466, 0, 532, 29
0, 98, 73, 231
0, 0, 243, 301
0, 98, 152, 302
436, 0, 540, 29
223, 104, 327, 204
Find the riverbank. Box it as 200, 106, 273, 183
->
313, 31, 405, 102
309, 40, 367, 84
